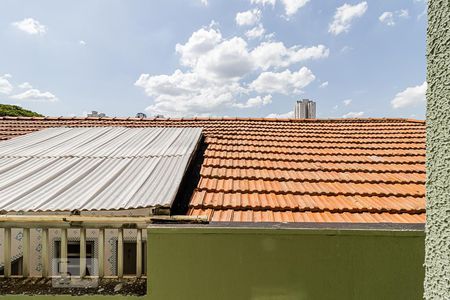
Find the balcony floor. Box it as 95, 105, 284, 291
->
0, 277, 146, 296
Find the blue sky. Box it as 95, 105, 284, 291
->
0, 0, 427, 119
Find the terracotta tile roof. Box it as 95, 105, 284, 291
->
0, 117, 425, 223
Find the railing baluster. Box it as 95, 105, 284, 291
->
98, 228, 104, 278
0, 216, 154, 280
60, 228, 68, 277
22, 228, 30, 277
3, 228, 11, 277
41, 228, 49, 277
136, 229, 142, 277
117, 228, 123, 278
80, 228, 86, 278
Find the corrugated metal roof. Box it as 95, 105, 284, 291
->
0, 127, 202, 212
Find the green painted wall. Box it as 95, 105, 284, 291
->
147, 227, 424, 300
425, 0, 450, 299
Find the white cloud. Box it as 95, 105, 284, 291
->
236, 9, 261, 26
251, 42, 329, 70
379, 12, 395, 26
136, 24, 329, 116
343, 111, 364, 118
200, 0, 208, 5
379, 9, 409, 26
398, 9, 409, 18
391, 81, 427, 109
343, 99, 352, 106
281, 0, 310, 16
251, 0, 276, 6
176, 26, 222, 67
0, 75, 13, 95
267, 110, 294, 118
329, 2, 368, 35
12, 18, 47, 35
417, 9, 427, 20
233, 95, 272, 108
319, 81, 329, 88
176, 26, 328, 76
10, 88, 58, 102
340, 45, 353, 54
135, 70, 246, 117
18, 82, 33, 89
245, 24, 266, 39
194, 37, 255, 80
79, 40, 86, 46
250, 67, 315, 94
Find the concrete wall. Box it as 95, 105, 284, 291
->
425, 0, 450, 298
147, 225, 425, 300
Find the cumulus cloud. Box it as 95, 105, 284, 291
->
379, 12, 394, 26
250, 67, 315, 94
329, 2, 368, 35
79, 40, 87, 46
391, 81, 427, 109
176, 26, 328, 77
266, 110, 294, 118
10, 89, 58, 102
251, 0, 276, 6
0, 74, 13, 95
136, 24, 327, 116
319, 81, 329, 88
233, 95, 272, 108
343, 99, 352, 106
0, 74, 58, 103
245, 24, 266, 39
195, 37, 255, 80
343, 111, 364, 118
236, 9, 261, 26
250, 0, 308, 15
379, 9, 409, 26
135, 70, 245, 117
18, 82, 33, 89
398, 9, 409, 18
12, 18, 47, 35
281, 0, 310, 16
176, 26, 222, 67
251, 42, 329, 70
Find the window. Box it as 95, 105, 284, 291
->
0, 256, 22, 276
117, 241, 147, 275
54, 240, 94, 276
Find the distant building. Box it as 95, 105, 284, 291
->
87, 111, 107, 117
136, 112, 147, 118
294, 99, 316, 119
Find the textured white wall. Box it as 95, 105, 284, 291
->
424, 1, 450, 298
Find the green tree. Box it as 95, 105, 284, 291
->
0, 104, 43, 117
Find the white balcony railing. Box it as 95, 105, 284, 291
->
0, 215, 152, 279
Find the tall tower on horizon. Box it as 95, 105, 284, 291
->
294, 99, 316, 119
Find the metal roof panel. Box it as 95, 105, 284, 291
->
0, 127, 202, 212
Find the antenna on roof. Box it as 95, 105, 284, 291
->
136, 112, 147, 118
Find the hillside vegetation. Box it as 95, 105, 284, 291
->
0, 104, 43, 117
